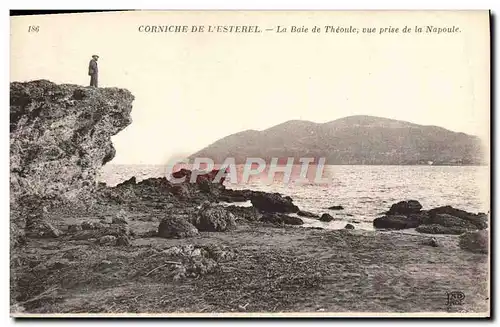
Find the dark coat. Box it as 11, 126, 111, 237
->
88, 59, 98, 76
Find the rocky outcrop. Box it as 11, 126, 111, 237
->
344, 223, 355, 230
373, 214, 421, 230
373, 200, 487, 234
251, 193, 299, 213
427, 206, 488, 230
387, 200, 423, 215
319, 213, 334, 222
260, 213, 303, 226
158, 216, 199, 239
225, 205, 261, 221
415, 224, 468, 235
69, 223, 131, 241
10, 80, 134, 206
459, 230, 488, 254
194, 202, 237, 232
373, 200, 425, 229
424, 213, 477, 229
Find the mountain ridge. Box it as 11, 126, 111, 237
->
189, 115, 485, 165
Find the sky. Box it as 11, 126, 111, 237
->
10, 11, 490, 164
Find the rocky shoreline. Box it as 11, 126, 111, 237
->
10, 81, 489, 315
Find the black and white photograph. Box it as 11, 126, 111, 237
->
9, 10, 490, 317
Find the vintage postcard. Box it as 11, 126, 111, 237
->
10, 10, 490, 317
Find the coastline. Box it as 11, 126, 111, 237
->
10, 170, 489, 315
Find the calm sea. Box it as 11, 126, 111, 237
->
98, 164, 489, 230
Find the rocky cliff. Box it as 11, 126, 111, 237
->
10, 80, 134, 206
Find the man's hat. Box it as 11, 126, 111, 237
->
92, 54, 99, 58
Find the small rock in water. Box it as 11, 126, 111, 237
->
319, 213, 334, 222
250, 192, 299, 213
328, 205, 344, 210
387, 200, 423, 215
297, 210, 319, 218
344, 223, 355, 230
373, 215, 420, 230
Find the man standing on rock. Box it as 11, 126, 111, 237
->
88, 55, 99, 87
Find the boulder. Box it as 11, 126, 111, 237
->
319, 213, 334, 222
158, 216, 199, 238
169, 184, 190, 199
261, 213, 304, 226
297, 210, 319, 218
373, 215, 420, 229
428, 206, 488, 230
328, 205, 344, 210
197, 178, 212, 193
387, 200, 423, 215
459, 230, 488, 254
225, 205, 261, 221
344, 223, 355, 230
194, 203, 236, 232
250, 192, 299, 213
415, 224, 468, 235
426, 213, 477, 229
407, 212, 430, 224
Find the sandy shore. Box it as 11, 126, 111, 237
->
11, 204, 488, 316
